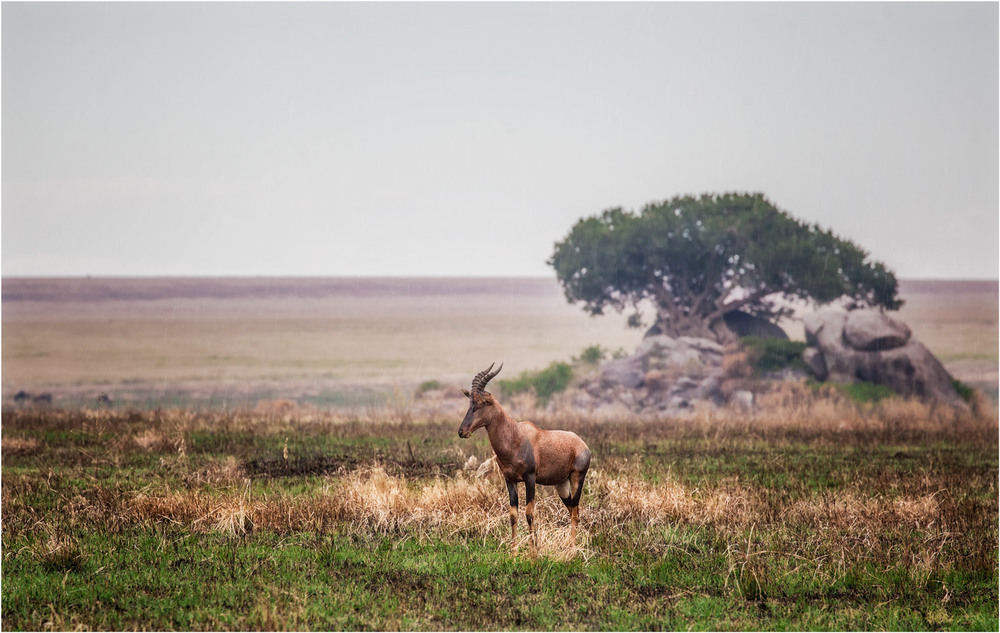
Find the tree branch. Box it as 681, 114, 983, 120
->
708, 285, 774, 320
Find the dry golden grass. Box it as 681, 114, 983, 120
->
40, 441, 978, 574
1, 435, 41, 455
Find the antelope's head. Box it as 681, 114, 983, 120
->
458, 362, 503, 438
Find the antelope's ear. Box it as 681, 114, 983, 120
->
480, 391, 495, 404
460, 388, 471, 398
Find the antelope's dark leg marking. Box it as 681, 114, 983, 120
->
505, 477, 519, 545
524, 472, 537, 553
566, 449, 591, 540
570, 449, 591, 507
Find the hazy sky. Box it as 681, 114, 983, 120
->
3, 1, 997, 279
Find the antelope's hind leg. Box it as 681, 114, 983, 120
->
556, 478, 580, 541
559, 467, 589, 542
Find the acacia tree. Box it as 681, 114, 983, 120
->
548, 192, 901, 342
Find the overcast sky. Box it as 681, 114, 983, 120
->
2, 1, 997, 279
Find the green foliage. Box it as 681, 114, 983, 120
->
549, 192, 902, 340
952, 378, 976, 403
575, 344, 606, 365
498, 362, 573, 404
415, 380, 443, 396
740, 337, 808, 373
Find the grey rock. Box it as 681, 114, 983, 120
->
802, 310, 853, 377
678, 336, 725, 355
732, 390, 755, 411
636, 335, 679, 357
802, 347, 828, 381
571, 391, 594, 410
664, 348, 704, 369
668, 396, 690, 410
600, 355, 646, 389
803, 309, 848, 351
852, 340, 961, 404
643, 370, 673, 394
693, 371, 724, 399
843, 310, 912, 351
802, 308, 960, 404
673, 376, 699, 391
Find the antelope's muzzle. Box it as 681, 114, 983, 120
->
458, 406, 475, 438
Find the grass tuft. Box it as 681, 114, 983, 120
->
498, 361, 574, 405
740, 336, 808, 374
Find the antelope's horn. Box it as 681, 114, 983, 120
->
476, 362, 503, 393
471, 362, 495, 393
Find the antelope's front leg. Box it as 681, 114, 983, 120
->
505, 478, 519, 551
524, 473, 537, 556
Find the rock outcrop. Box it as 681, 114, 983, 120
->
802, 308, 961, 404
841, 310, 912, 351
575, 335, 729, 414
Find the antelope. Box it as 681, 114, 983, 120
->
458, 363, 591, 554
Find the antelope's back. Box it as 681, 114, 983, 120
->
530, 427, 591, 485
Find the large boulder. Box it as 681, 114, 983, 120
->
599, 355, 645, 389
803, 309, 848, 351
802, 308, 960, 405
802, 347, 828, 381
852, 340, 958, 402
843, 310, 911, 351
803, 310, 852, 380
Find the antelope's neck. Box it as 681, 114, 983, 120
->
486, 406, 523, 464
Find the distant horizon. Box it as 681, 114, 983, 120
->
2, 273, 997, 283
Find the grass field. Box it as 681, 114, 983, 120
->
2, 277, 998, 630
2, 277, 997, 409
2, 397, 997, 630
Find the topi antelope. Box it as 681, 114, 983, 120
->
458, 363, 591, 554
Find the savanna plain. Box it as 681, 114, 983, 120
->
2, 277, 998, 631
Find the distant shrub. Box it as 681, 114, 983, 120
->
415, 380, 442, 396
498, 362, 573, 405
952, 378, 975, 403
575, 345, 606, 366
740, 337, 807, 374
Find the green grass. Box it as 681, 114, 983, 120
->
838, 381, 899, 405
498, 361, 574, 405
2, 404, 997, 630
740, 336, 808, 374
7, 526, 995, 631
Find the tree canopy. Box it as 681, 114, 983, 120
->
548, 192, 901, 341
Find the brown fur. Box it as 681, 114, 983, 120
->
459, 387, 591, 554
